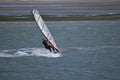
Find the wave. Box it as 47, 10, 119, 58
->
0, 48, 61, 58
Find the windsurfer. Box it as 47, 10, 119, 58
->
42, 38, 59, 53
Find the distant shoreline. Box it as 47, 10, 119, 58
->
0, 0, 120, 3
0, 1, 120, 4
0, 1, 120, 21
0, 14, 120, 21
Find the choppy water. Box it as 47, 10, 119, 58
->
0, 21, 120, 80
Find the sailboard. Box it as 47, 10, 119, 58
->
32, 9, 60, 53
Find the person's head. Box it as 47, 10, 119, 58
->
43, 38, 47, 41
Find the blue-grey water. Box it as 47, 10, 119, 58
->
0, 2, 120, 16
0, 21, 120, 80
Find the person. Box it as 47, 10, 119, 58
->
42, 38, 59, 53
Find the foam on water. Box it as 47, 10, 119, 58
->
0, 48, 62, 58
31, 48, 61, 58
1, 46, 119, 58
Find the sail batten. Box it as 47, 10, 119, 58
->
32, 9, 59, 50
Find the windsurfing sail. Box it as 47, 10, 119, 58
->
32, 9, 60, 52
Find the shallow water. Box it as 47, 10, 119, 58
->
0, 21, 120, 80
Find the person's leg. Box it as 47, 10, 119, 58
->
48, 48, 52, 52
52, 48, 59, 53
45, 46, 52, 52
56, 49, 59, 53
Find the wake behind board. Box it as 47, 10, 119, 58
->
32, 9, 60, 53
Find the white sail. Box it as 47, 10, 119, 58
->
32, 9, 59, 50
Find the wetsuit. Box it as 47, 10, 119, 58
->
42, 39, 52, 52
42, 38, 59, 53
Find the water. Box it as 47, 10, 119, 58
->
0, 21, 120, 80
0, 2, 120, 16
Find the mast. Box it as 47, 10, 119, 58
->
32, 9, 59, 51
